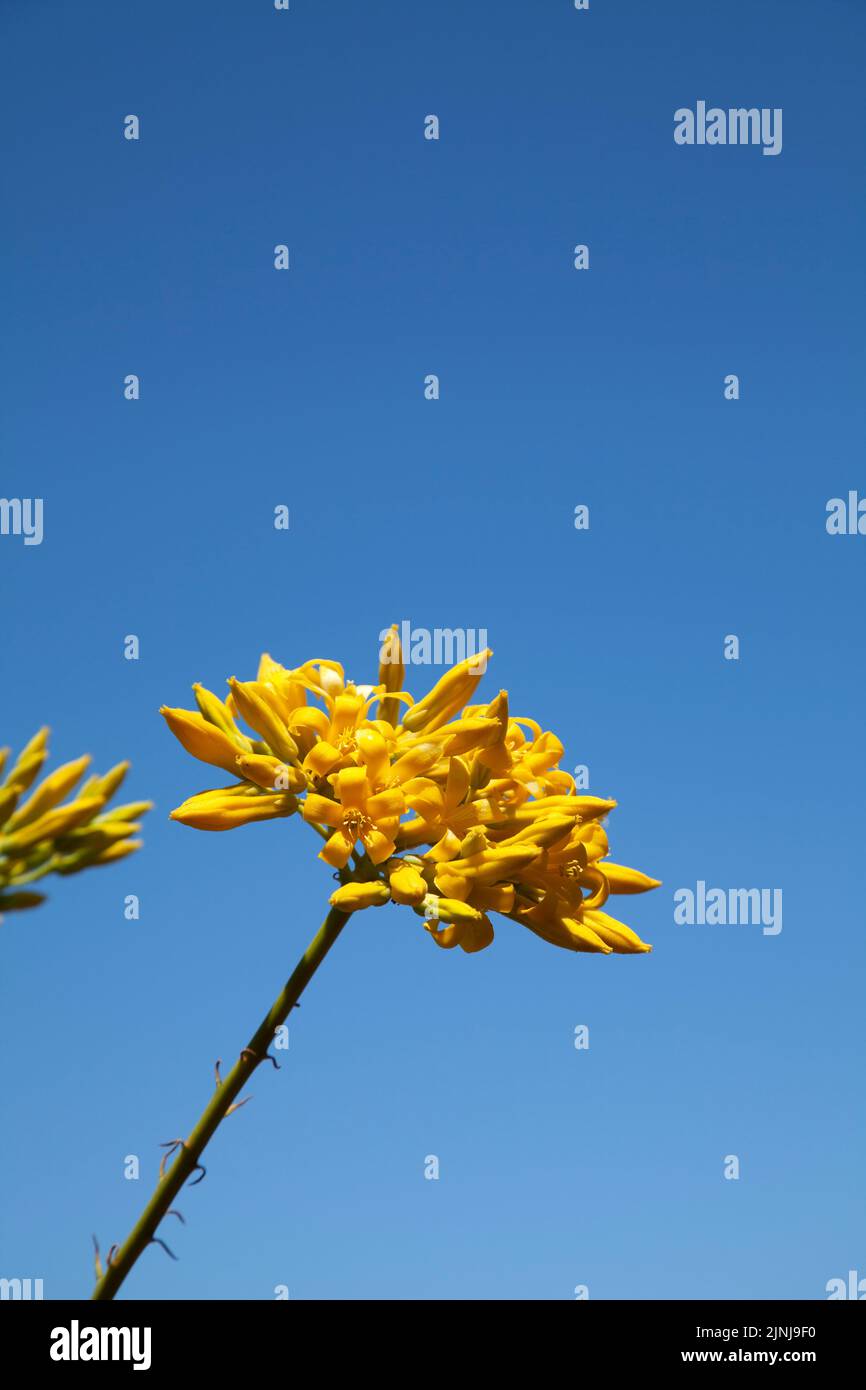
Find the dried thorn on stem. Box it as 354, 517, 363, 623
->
159, 1138, 205, 1188
91, 904, 351, 1300
166, 1209, 186, 1224
158, 1139, 184, 1180
92, 1235, 103, 1281
226, 1096, 252, 1116
149, 1236, 178, 1261
240, 1047, 280, 1070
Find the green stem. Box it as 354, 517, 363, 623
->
91, 902, 351, 1300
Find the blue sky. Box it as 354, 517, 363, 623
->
1, 0, 864, 1300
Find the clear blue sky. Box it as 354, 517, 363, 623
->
2, 0, 864, 1300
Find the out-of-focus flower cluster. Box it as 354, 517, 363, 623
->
161, 628, 659, 956
0, 729, 150, 922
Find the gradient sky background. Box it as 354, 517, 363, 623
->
2, 0, 864, 1300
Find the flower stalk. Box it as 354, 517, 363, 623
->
91, 630, 659, 1297
91, 900, 351, 1300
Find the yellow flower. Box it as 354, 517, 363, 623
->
162, 627, 659, 958
303, 766, 404, 868
0, 729, 150, 922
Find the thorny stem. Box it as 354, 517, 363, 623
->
91, 901, 352, 1300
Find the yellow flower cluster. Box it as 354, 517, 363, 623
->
161, 629, 659, 956
0, 729, 150, 922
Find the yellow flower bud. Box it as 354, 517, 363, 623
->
493, 815, 574, 849
160, 707, 245, 775
236, 753, 305, 793
0, 797, 105, 853
441, 716, 501, 756
228, 679, 299, 764
6, 755, 91, 831
422, 895, 484, 926
91, 839, 143, 867
193, 683, 250, 743
583, 909, 652, 953
0, 786, 21, 828
377, 625, 405, 726
600, 863, 662, 894
80, 762, 130, 802
401, 650, 492, 733
3, 746, 48, 794
170, 789, 296, 831
559, 917, 613, 953
329, 881, 391, 912
93, 801, 153, 823
386, 859, 427, 906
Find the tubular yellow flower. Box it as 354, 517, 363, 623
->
161, 631, 658, 958
0, 730, 149, 923
303, 767, 404, 868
